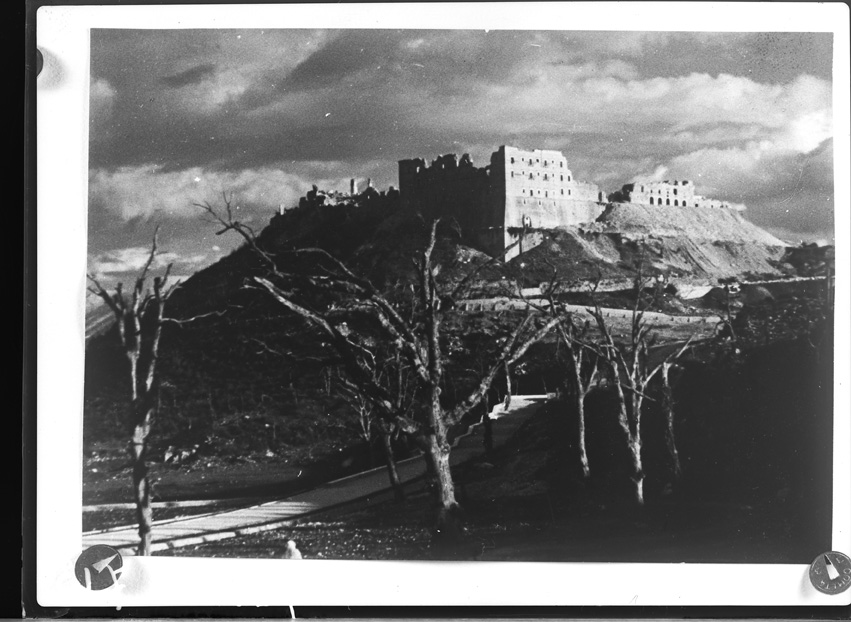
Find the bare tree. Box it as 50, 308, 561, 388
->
501, 360, 513, 410
334, 355, 413, 502
340, 381, 377, 460
586, 270, 693, 505
87, 228, 174, 555
521, 276, 599, 479
198, 198, 558, 543
376, 418, 405, 501
557, 315, 599, 479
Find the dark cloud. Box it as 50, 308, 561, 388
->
160, 63, 217, 88
282, 30, 396, 92
281, 29, 542, 93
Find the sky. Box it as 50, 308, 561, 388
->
87, 29, 835, 296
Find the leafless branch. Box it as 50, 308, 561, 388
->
194, 196, 278, 273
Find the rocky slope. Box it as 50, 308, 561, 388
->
590, 203, 785, 246
510, 203, 788, 286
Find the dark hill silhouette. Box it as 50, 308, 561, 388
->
84, 195, 516, 465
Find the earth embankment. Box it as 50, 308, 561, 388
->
590, 202, 785, 246
513, 203, 789, 284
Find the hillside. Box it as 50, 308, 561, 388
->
83, 200, 520, 468
83, 196, 811, 470
508, 203, 788, 286
590, 203, 785, 246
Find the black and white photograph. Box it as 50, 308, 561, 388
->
34, 2, 850, 608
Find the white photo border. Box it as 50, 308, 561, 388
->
35, 2, 851, 608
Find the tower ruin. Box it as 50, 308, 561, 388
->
399, 145, 605, 259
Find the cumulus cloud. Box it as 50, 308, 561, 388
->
427, 70, 831, 147
89, 165, 310, 221
646, 135, 832, 201
88, 245, 177, 281
652, 138, 834, 237
90, 78, 117, 119
88, 245, 210, 291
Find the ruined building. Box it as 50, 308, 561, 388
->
399, 146, 605, 259
617, 180, 741, 210
297, 180, 399, 210
291, 146, 745, 261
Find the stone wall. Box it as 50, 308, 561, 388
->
399, 145, 604, 258
621, 180, 697, 207
619, 180, 739, 210
398, 153, 492, 234
498, 145, 602, 208
486, 145, 603, 257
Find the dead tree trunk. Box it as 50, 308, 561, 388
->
608, 361, 645, 505
482, 391, 493, 455
425, 380, 461, 545
502, 361, 512, 411
575, 378, 590, 480
661, 362, 682, 482
377, 419, 405, 502
130, 398, 155, 554
546, 313, 599, 479
629, 385, 647, 505
563, 334, 597, 479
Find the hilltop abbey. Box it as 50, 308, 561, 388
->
397, 145, 741, 259
290, 144, 744, 260
615, 180, 739, 211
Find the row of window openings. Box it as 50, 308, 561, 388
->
510, 157, 564, 168
512, 171, 571, 182
521, 188, 570, 197
649, 197, 693, 206
642, 186, 679, 195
